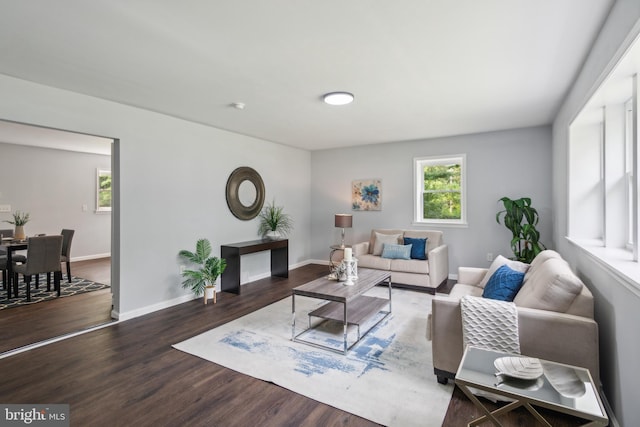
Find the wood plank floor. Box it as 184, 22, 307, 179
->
0, 263, 587, 426
0, 258, 113, 353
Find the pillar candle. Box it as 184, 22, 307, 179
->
344, 247, 352, 261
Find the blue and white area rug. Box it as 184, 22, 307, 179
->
173, 287, 453, 427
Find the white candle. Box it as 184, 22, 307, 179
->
344, 247, 352, 261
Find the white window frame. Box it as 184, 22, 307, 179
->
413, 154, 467, 226
96, 168, 112, 213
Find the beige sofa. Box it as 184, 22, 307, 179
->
352, 229, 449, 292
429, 250, 600, 385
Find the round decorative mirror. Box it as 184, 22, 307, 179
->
226, 166, 265, 220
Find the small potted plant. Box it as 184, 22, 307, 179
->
3, 210, 30, 240
258, 199, 293, 240
179, 238, 227, 304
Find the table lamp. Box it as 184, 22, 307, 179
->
334, 214, 353, 248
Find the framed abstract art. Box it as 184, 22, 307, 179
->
352, 179, 381, 211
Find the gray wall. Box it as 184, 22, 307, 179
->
0, 74, 311, 319
310, 126, 553, 274
0, 142, 111, 259
552, 1, 640, 425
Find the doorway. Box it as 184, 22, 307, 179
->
0, 119, 118, 353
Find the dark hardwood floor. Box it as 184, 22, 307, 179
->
0, 257, 113, 353
0, 263, 588, 426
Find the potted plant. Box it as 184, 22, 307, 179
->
496, 197, 546, 263
258, 199, 293, 239
178, 238, 227, 304
3, 210, 30, 240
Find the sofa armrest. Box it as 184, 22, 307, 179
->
353, 241, 369, 257
428, 244, 449, 287
457, 267, 488, 286
517, 307, 600, 385
431, 296, 465, 375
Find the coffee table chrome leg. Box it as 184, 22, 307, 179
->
291, 294, 296, 341
343, 302, 348, 355
387, 277, 392, 312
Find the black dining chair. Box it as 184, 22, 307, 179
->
61, 229, 75, 282
13, 235, 63, 302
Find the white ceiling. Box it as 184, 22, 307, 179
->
0, 1, 615, 151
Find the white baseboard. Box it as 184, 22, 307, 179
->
114, 293, 194, 322
71, 253, 110, 262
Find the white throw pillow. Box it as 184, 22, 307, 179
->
478, 255, 530, 289
372, 232, 402, 256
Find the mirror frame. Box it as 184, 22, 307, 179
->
225, 166, 265, 220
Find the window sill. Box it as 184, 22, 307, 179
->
411, 221, 468, 228
566, 237, 640, 298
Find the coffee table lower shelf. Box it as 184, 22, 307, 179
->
293, 295, 390, 355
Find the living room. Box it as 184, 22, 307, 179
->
1, 2, 639, 426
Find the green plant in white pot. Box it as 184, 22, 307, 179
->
179, 238, 227, 304
3, 210, 30, 240
258, 200, 293, 240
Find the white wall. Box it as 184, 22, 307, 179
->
552, 1, 640, 425
0, 74, 311, 319
0, 142, 111, 259
310, 126, 552, 274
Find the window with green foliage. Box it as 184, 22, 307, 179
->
97, 169, 112, 212
414, 155, 466, 225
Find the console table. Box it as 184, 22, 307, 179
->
220, 239, 289, 294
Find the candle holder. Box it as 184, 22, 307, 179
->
342, 259, 357, 286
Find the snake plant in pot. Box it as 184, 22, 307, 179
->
179, 238, 227, 304
496, 196, 545, 263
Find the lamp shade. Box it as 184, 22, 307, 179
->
335, 214, 353, 228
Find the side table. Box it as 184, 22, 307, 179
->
455, 346, 608, 426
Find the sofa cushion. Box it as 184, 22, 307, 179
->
372, 232, 403, 256
514, 258, 584, 313
482, 265, 526, 302
381, 243, 412, 260
478, 255, 529, 289
523, 249, 563, 283
358, 253, 392, 270
449, 283, 483, 299
390, 258, 429, 274
403, 237, 427, 260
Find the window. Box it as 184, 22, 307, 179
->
96, 169, 112, 212
625, 98, 635, 249
413, 154, 466, 225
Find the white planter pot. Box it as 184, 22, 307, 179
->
204, 285, 216, 305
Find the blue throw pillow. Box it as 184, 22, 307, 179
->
403, 237, 427, 260
381, 243, 412, 260
482, 264, 526, 302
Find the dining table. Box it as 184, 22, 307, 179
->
1, 239, 28, 298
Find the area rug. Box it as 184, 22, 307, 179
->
173, 286, 454, 427
0, 275, 110, 310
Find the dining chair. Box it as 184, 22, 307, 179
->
1, 255, 7, 291
61, 229, 75, 282
13, 235, 63, 302
0, 228, 27, 263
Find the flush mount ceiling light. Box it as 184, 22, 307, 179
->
323, 92, 354, 106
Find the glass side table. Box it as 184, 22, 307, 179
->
455, 346, 608, 426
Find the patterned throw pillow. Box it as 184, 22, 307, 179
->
482, 264, 526, 302
381, 243, 412, 260
403, 237, 427, 260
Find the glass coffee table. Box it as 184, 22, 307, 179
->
455, 346, 608, 426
